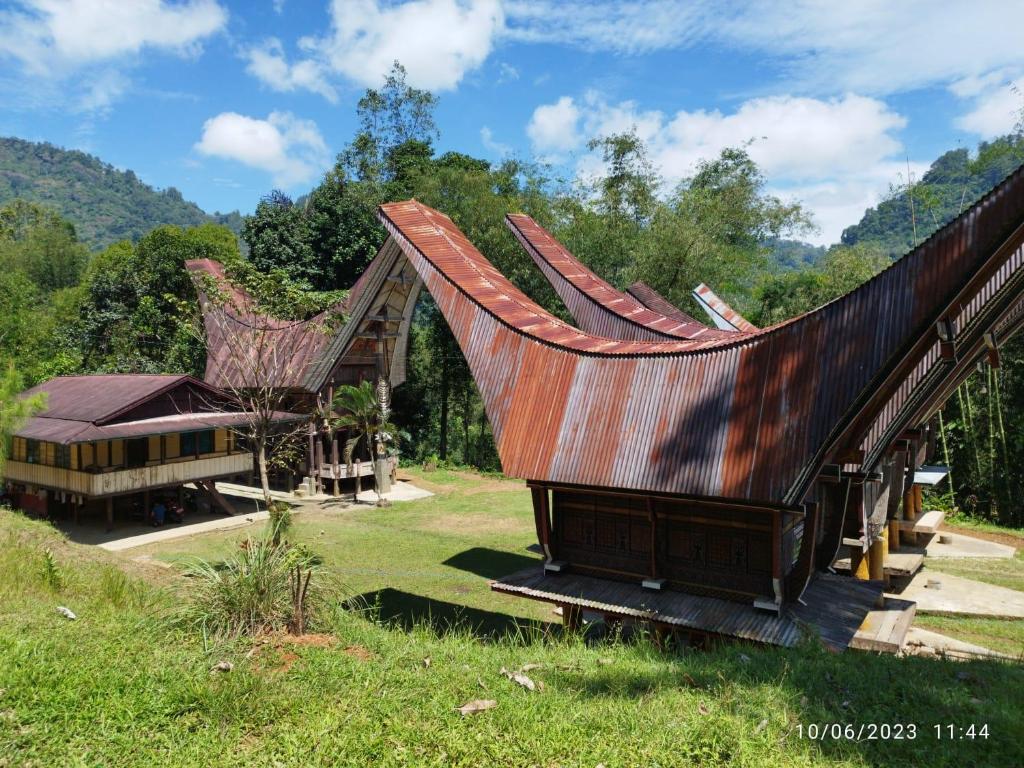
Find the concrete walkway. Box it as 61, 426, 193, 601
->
99, 511, 268, 551
98, 480, 433, 552
904, 627, 1015, 660
925, 531, 1016, 559
891, 570, 1024, 619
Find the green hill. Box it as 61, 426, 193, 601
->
842, 134, 1024, 257
0, 136, 242, 251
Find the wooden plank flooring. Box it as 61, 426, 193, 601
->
849, 598, 916, 653
897, 509, 945, 534
492, 568, 885, 650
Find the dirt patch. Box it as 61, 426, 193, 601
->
248, 632, 340, 673
343, 644, 375, 662
279, 632, 337, 648
941, 523, 1021, 550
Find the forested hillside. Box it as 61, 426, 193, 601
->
842, 135, 1024, 256
0, 137, 242, 250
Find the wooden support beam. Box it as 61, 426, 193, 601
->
331, 435, 340, 497
314, 439, 325, 496
561, 604, 583, 632
105, 497, 113, 532
647, 497, 658, 579
868, 532, 886, 582
888, 518, 900, 551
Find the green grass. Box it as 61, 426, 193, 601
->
925, 551, 1024, 593
3, 474, 1024, 766
913, 615, 1024, 658
943, 513, 1024, 541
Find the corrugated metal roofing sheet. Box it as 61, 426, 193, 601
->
626, 281, 704, 326
377, 166, 1024, 504
19, 375, 191, 424
186, 259, 339, 393
506, 213, 735, 342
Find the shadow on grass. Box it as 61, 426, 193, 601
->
442, 547, 541, 579
351, 587, 555, 641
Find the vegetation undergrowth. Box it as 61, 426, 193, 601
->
1, 507, 1023, 767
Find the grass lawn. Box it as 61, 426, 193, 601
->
2, 468, 1024, 767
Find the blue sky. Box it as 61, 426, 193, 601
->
1, 1, 1022, 245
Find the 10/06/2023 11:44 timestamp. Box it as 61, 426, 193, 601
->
796, 723, 991, 741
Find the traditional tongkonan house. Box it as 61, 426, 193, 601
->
185, 249, 420, 495
3, 374, 301, 528
315, 163, 1024, 650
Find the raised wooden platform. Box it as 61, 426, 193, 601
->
850, 598, 916, 653
491, 567, 886, 651
897, 509, 945, 535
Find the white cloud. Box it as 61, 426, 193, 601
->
250, 0, 503, 97
195, 111, 330, 187
497, 61, 519, 83
504, 1, 1024, 97
530, 91, 914, 245
526, 96, 581, 155
244, 38, 338, 103
0, 0, 227, 111
953, 74, 1023, 138
480, 126, 510, 157
0, 0, 227, 75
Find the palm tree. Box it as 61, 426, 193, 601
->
332, 380, 399, 504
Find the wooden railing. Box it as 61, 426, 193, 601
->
3, 453, 254, 497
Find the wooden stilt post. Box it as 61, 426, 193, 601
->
562, 604, 582, 631
307, 423, 316, 489
72, 496, 79, 525
354, 459, 362, 500
903, 485, 918, 546
331, 435, 340, 497
851, 545, 870, 579
888, 518, 900, 551
105, 497, 113, 532
143, 489, 150, 520
314, 439, 325, 496
868, 533, 886, 581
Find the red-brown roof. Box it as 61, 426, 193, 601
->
377, 169, 1024, 506
505, 213, 735, 342
186, 259, 338, 393
20, 375, 197, 424
14, 374, 302, 445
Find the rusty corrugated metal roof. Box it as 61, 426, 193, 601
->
625, 281, 704, 326
378, 168, 1024, 504
14, 375, 303, 444
693, 283, 761, 332
506, 213, 734, 342
20, 375, 196, 424
186, 259, 338, 393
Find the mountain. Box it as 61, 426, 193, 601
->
0, 136, 243, 251
841, 134, 1024, 257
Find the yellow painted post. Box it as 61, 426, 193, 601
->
851, 546, 870, 579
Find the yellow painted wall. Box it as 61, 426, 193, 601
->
111, 439, 123, 467
165, 433, 180, 459
214, 429, 227, 453
70, 443, 78, 470
80, 443, 93, 467
148, 435, 161, 463
96, 441, 109, 467
12, 437, 25, 462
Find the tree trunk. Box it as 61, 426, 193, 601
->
257, 441, 272, 510
439, 363, 450, 461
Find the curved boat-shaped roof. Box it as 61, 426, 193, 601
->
375, 166, 1024, 505
505, 213, 734, 342
626, 281, 704, 326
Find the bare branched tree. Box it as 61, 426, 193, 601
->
182, 261, 344, 510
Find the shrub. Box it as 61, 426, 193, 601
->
183, 535, 322, 640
